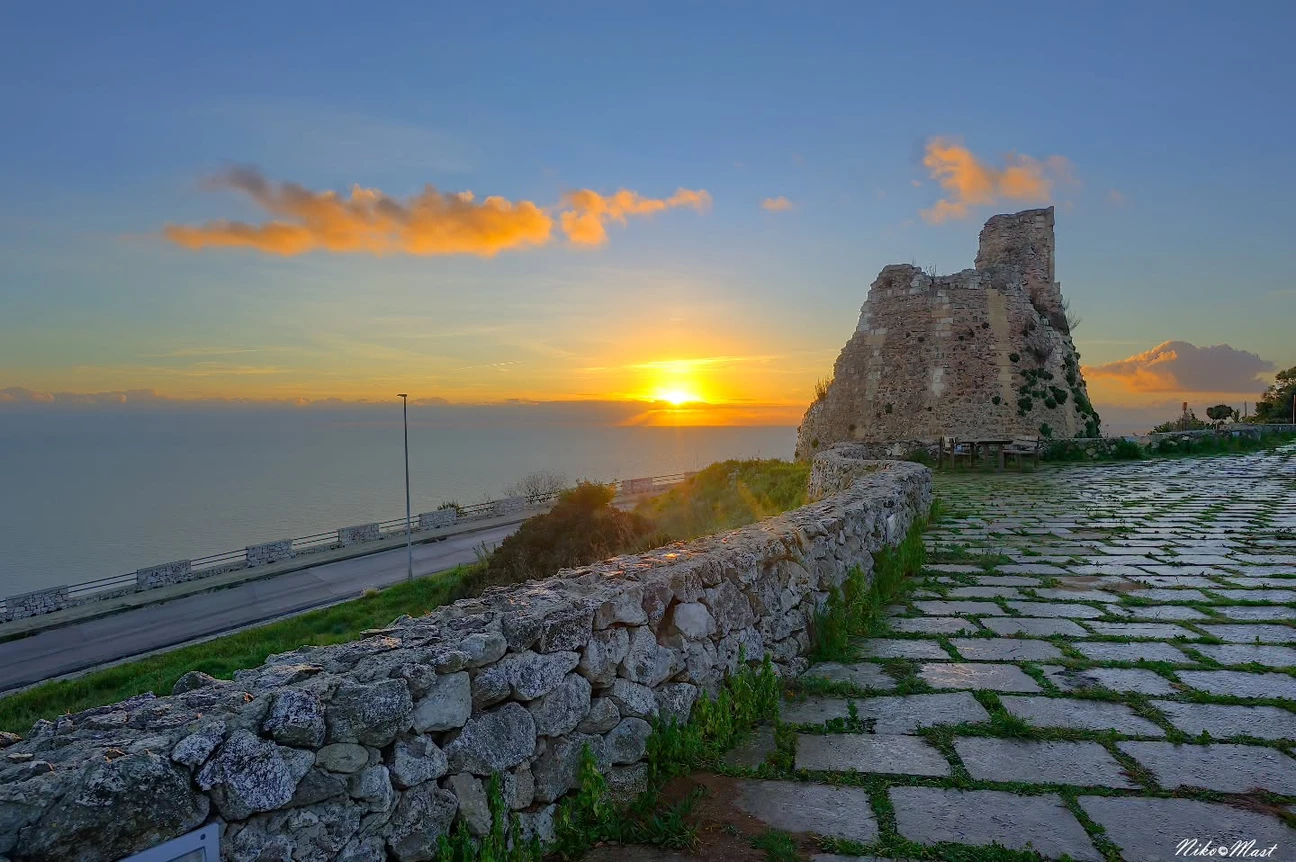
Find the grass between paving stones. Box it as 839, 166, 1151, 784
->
781, 592, 1295, 851
750, 830, 800, 861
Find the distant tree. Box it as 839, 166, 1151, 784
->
505, 470, 569, 504
1205, 404, 1237, 428
1255, 366, 1296, 424
1150, 409, 1210, 434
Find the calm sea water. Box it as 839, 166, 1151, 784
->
0, 408, 795, 596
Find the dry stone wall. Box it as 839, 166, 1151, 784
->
796, 207, 1099, 460
0, 450, 931, 862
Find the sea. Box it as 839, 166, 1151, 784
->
0, 407, 795, 596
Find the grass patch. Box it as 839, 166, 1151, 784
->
635, 458, 811, 541
0, 564, 476, 734
809, 522, 928, 662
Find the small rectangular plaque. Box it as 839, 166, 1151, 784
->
118, 823, 219, 862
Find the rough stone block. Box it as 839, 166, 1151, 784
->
418, 508, 457, 530
3, 585, 70, 621
337, 523, 380, 546
135, 560, 193, 590
246, 540, 293, 567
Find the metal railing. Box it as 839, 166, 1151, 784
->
2, 472, 694, 623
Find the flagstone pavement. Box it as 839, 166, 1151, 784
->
666, 445, 1296, 861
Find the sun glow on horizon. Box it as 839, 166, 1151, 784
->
653, 387, 705, 406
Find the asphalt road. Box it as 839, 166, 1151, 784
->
0, 522, 521, 692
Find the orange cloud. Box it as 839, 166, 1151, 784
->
920, 138, 1074, 223
164, 167, 553, 257
559, 187, 711, 246
1085, 341, 1274, 394
761, 196, 793, 212
164, 168, 710, 256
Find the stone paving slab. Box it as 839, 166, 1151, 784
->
1040, 665, 1178, 695
722, 725, 777, 768
1192, 643, 1296, 667
1126, 588, 1209, 602
1084, 621, 1199, 640
946, 585, 1024, 599
982, 617, 1089, 637
890, 616, 979, 635
794, 733, 950, 776
1131, 574, 1221, 588
783, 692, 991, 733
1031, 588, 1119, 602
913, 600, 1006, 616
1080, 795, 1296, 862
1072, 641, 1192, 664
919, 662, 1041, 692
1006, 600, 1108, 619
1212, 605, 1295, 621
855, 638, 949, 660
1212, 588, 1296, 602
801, 661, 896, 690
999, 695, 1165, 736
993, 562, 1071, 576
889, 787, 1101, 861
1177, 669, 1296, 699
733, 780, 878, 843
1121, 604, 1210, 621
1118, 741, 1296, 794
1154, 701, 1296, 741
976, 575, 1040, 586
1198, 623, 1295, 644
948, 637, 1063, 662
954, 738, 1137, 788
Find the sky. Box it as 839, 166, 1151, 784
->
2, 2, 1294, 431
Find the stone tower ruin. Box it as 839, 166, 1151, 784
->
795, 207, 1099, 460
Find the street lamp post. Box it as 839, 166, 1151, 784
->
397, 393, 413, 583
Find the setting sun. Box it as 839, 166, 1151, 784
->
655, 388, 703, 406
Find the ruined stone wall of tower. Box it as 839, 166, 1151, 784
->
795, 207, 1099, 460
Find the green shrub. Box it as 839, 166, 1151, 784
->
1112, 439, 1143, 460
636, 459, 809, 542
471, 483, 663, 591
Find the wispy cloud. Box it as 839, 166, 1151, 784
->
164, 167, 710, 257
1107, 189, 1128, 207
1085, 341, 1275, 394
761, 196, 794, 212
919, 137, 1075, 223
559, 188, 711, 246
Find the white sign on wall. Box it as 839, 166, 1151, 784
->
117, 824, 218, 862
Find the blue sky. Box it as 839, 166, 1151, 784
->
1, 1, 1293, 428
